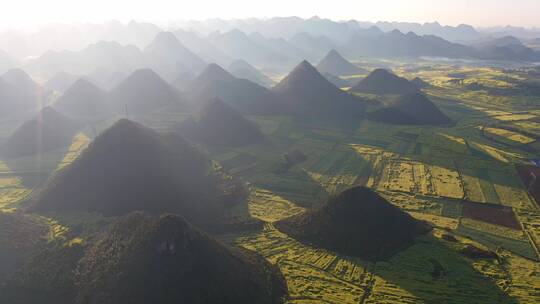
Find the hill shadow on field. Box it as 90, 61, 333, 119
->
368, 234, 518, 303
0, 142, 74, 188
360, 98, 529, 192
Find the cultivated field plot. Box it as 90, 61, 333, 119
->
368, 234, 518, 304
462, 201, 521, 230
0, 162, 30, 212
247, 188, 306, 222
455, 218, 537, 261
307, 145, 371, 194
482, 127, 536, 145
511, 120, 540, 137
2, 62, 540, 303
222, 225, 539, 304
514, 209, 540, 259
207, 63, 540, 301
223, 225, 370, 304
0, 132, 91, 212
134, 110, 191, 131
54, 133, 91, 170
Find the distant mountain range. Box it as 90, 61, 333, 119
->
179, 17, 540, 44
4, 17, 536, 62
25, 41, 146, 79
359, 21, 481, 42
1, 18, 538, 84
0, 18, 537, 78
0, 20, 161, 59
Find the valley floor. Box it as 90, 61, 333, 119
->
1, 61, 539, 303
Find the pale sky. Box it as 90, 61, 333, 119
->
2, 0, 540, 29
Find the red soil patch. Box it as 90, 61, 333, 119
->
462, 201, 521, 230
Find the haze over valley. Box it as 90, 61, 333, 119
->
1, 2, 540, 303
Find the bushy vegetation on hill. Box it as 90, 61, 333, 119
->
0, 213, 49, 281
369, 92, 451, 125
1, 213, 288, 304
28, 119, 225, 229
351, 68, 419, 94
273, 60, 365, 125
276, 186, 431, 260
77, 213, 287, 304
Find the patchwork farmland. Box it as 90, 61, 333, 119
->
1, 62, 539, 303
